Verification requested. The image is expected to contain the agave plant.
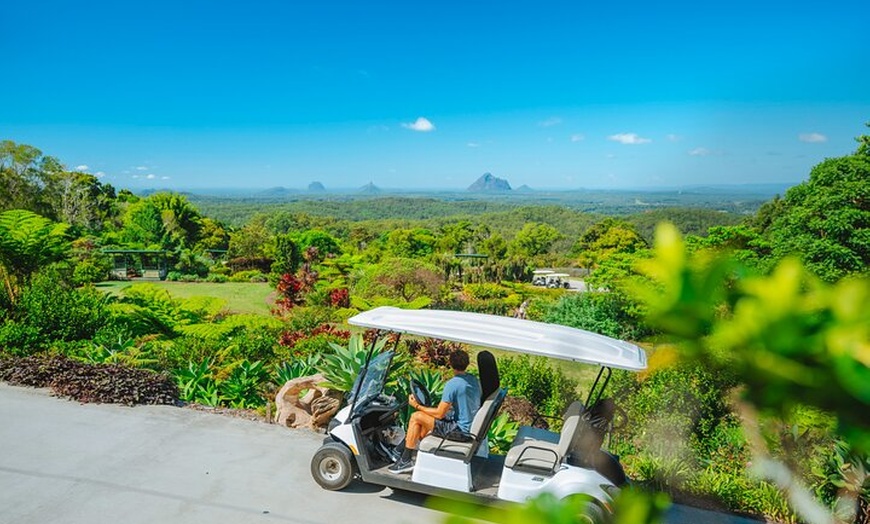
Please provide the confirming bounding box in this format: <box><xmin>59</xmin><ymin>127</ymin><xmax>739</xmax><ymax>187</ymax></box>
<box><xmin>316</xmin><ymin>334</ymin><xmax>387</xmax><ymax>393</ymax></box>
<box><xmin>174</xmin><ymin>358</ymin><xmax>217</xmax><ymax>403</ymax></box>
<box><xmin>274</xmin><ymin>354</ymin><xmax>319</xmax><ymax>384</ymax></box>
<box><xmin>219</xmin><ymin>360</ymin><xmax>269</xmax><ymax>409</ymax></box>
<box><xmin>487</xmin><ymin>412</ymin><xmax>519</xmax><ymax>455</ymax></box>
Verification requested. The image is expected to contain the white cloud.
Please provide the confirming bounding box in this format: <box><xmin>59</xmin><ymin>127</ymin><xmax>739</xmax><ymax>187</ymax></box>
<box><xmin>135</xmin><ymin>166</ymin><xmax>148</xmax><ymax>171</ymax></box>
<box><xmin>132</xmin><ymin>175</ymin><xmax>139</xmax><ymax>179</ymax></box>
<box><xmin>608</xmin><ymin>133</ymin><xmax>652</xmax><ymax>145</ymax></box>
<box><xmin>146</xmin><ymin>174</ymin><xmax>156</xmax><ymax>180</ymax></box>
<box><xmin>467</xmin><ymin>142</ymin><xmax>480</xmax><ymax>148</ymax></box>
<box><xmin>570</xmin><ymin>134</ymin><xmax>585</xmax><ymax>142</ymax></box>
<box><xmin>75</xmin><ymin>164</ymin><xmax>89</xmax><ymax>171</ymax></box>
<box><xmin>402</xmin><ymin>117</ymin><xmax>435</xmax><ymax>132</ymax></box>
<box><xmin>94</xmin><ymin>171</ymin><xmax>106</xmax><ymax>178</ymax></box>
<box><xmin>799</xmin><ymin>132</ymin><xmax>827</xmax><ymax>143</ymax></box>
<box><xmin>539</xmin><ymin>117</ymin><xmax>562</xmax><ymax>127</ymax></box>
<box><xmin>688</xmin><ymin>147</ymin><xmax>711</xmax><ymax>156</ymax></box>
<box><xmin>161</xmin><ymin>176</ymin><xmax>171</xmax><ymax>180</ymax></box>
<box><xmin>666</xmin><ymin>134</ymin><xmax>682</xmax><ymax>142</ymax></box>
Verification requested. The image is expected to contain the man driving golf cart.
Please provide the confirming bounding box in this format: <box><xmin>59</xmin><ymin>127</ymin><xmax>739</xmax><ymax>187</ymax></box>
<box><xmin>389</xmin><ymin>349</ymin><xmax>481</xmax><ymax>473</ymax></box>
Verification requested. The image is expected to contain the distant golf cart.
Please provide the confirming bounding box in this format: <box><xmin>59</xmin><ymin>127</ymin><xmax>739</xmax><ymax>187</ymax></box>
<box><xmin>310</xmin><ymin>307</ymin><xmax>647</xmax><ymax>522</ymax></box>
<box><xmin>546</xmin><ymin>273</ymin><xmax>571</xmax><ymax>289</ymax></box>
<box><xmin>532</xmin><ymin>269</ymin><xmax>554</xmax><ymax>286</ymax></box>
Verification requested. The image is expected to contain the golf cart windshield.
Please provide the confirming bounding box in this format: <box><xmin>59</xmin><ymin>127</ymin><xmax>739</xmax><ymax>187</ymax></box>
<box><xmin>350</xmin><ymin>350</ymin><xmax>394</xmax><ymax>416</ymax></box>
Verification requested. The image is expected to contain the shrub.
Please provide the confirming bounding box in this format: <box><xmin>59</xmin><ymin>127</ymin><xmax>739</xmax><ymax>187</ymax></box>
<box><xmin>463</xmin><ymin>283</ymin><xmax>509</xmax><ymax>300</ymax></box>
<box><xmin>498</xmin><ymin>355</ymin><xmax>578</xmax><ymax>418</ymax></box>
<box><xmin>205</xmin><ymin>274</ymin><xmax>228</xmax><ymax>283</ymax></box>
<box><xmin>543</xmin><ymin>291</ymin><xmax>649</xmax><ymax>340</ymax></box>
<box><xmin>404</xmin><ymin>338</ymin><xmax>463</xmax><ymax>368</ymax></box>
<box><xmin>11</xmin><ymin>270</ymin><xmax>110</xmax><ymax>349</ymax></box>
<box><xmin>72</xmin><ymin>260</ymin><xmax>109</xmax><ymax>286</ymax></box>
<box><xmin>165</xmin><ymin>271</ymin><xmax>183</xmax><ymax>282</ymax></box>
<box><xmin>609</xmin><ymin>361</ymin><xmax>738</xmax><ymax>458</ymax></box>
<box><xmin>0</xmin><ymin>321</ymin><xmax>41</xmax><ymax>356</ymax></box>
<box><xmin>228</xmin><ymin>270</ymin><xmax>267</xmax><ymax>283</ymax></box>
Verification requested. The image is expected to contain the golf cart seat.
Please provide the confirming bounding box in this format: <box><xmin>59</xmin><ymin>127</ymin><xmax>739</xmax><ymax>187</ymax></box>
<box><xmin>418</xmin><ymin>387</ymin><xmax>506</xmax><ymax>460</ymax></box>
<box><xmin>418</xmin><ymin>350</ymin><xmax>505</xmax><ymax>462</ymax></box>
<box><xmin>504</xmin><ymin>400</ymin><xmax>585</xmax><ymax>474</ymax></box>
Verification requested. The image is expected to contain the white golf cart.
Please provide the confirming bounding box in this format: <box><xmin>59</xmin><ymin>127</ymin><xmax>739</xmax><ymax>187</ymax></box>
<box><xmin>532</xmin><ymin>269</ymin><xmax>554</xmax><ymax>286</ymax></box>
<box><xmin>310</xmin><ymin>307</ymin><xmax>646</xmax><ymax>521</ymax></box>
<box><xmin>546</xmin><ymin>273</ymin><xmax>572</xmax><ymax>289</ymax></box>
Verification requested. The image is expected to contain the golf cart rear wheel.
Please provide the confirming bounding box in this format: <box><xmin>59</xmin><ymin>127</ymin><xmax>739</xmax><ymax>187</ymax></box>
<box><xmin>311</xmin><ymin>442</ymin><xmax>356</xmax><ymax>491</ymax></box>
<box><xmin>578</xmin><ymin>501</ymin><xmax>609</xmax><ymax>524</ymax></box>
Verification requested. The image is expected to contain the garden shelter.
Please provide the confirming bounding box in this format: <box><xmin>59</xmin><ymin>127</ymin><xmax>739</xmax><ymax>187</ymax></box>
<box><xmin>103</xmin><ymin>249</ymin><xmax>169</xmax><ymax>280</ymax></box>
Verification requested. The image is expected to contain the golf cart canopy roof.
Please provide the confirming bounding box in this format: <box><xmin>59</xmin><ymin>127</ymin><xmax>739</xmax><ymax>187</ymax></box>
<box><xmin>547</xmin><ymin>273</ymin><xmax>570</xmax><ymax>278</ymax></box>
<box><xmin>348</xmin><ymin>307</ymin><xmax>647</xmax><ymax>371</ymax></box>
<box><xmin>532</xmin><ymin>269</ymin><xmax>554</xmax><ymax>274</ymax></box>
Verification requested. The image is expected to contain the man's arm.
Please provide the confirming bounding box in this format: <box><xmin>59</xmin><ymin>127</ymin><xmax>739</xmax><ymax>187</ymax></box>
<box><xmin>409</xmin><ymin>396</ymin><xmax>451</xmax><ymax>419</ymax></box>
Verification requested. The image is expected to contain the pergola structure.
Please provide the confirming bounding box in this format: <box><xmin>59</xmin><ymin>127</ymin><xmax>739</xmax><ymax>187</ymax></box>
<box><xmin>103</xmin><ymin>249</ymin><xmax>169</xmax><ymax>280</ymax></box>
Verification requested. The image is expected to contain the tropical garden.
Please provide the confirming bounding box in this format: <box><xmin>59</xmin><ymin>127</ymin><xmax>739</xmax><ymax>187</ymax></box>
<box><xmin>0</xmin><ymin>130</ymin><xmax>867</xmax><ymax>523</ymax></box>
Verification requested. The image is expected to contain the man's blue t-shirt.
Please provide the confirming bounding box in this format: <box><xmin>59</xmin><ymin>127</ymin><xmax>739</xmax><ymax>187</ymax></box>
<box><xmin>441</xmin><ymin>373</ymin><xmax>481</xmax><ymax>433</ymax></box>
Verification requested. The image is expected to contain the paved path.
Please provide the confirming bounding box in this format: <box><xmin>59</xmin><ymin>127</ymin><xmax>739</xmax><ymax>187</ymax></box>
<box><xmin>0</xmin><ymin>384</ymin><xmax>759</xmax><ymax>524</ymax></box>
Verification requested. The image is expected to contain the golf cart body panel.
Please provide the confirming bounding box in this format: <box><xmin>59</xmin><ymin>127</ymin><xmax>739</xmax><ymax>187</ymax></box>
<box><xmin>348</xmin><ymin>306</ymin><xmax>646</xmax><ymax>371</ymax></box>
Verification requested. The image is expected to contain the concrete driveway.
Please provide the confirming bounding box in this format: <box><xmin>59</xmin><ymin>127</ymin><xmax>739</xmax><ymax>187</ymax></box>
<box><xmin>0</xmin><ymin>384</ymin><xmax>759</xmax><ymax>524</ymax></box>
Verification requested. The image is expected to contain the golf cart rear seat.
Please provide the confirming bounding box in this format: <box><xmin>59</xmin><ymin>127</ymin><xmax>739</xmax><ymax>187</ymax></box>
<box><xmin>504</xmin><ymin>400</ymin><xmax>585</xmax><ymax>473</ymax></box>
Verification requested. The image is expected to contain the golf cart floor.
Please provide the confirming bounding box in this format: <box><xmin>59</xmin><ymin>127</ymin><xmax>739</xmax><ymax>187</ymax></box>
<box><xmin>368</xmin><ymin>454</ymin><xmax>506</xmax><ymax>499</ymax></box>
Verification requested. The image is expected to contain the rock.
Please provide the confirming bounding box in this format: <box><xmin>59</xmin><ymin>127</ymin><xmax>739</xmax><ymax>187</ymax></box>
<box><xmin>274</xmin><ymin>374</ymin><xmax>342</xmax><ymax>429</ymax></box>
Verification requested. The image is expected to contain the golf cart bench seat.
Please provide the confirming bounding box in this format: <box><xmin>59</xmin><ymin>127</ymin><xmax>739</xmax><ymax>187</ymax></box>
<box><xmin>419</xmin><ymin>388</ymin><xmax>506</xmax><ymax>461</ymax></box>
<box><xmin>505</xmin><ymin>400</ymin><xmax>584</xmax><ymax>473</ymax></box>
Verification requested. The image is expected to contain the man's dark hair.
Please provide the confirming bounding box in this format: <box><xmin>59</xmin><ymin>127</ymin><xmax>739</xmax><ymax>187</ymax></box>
<box><xmin>449</xmin><ymin>349</ymin><xmax>470</xmax><ymax>371</ymax></box>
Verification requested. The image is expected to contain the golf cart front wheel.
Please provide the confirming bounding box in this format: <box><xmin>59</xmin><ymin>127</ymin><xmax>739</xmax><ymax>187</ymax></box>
<box><xmin>311</xmin><ymin>442</ymin><xmax>356</xmax><ymax>491</ymax></box>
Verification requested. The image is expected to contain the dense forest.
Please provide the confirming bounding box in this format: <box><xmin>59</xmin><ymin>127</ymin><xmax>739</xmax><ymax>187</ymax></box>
<box><xmin>0</xmin><ymin>131</ymin><xmax>868</xmax><ymax>523</ymax></box>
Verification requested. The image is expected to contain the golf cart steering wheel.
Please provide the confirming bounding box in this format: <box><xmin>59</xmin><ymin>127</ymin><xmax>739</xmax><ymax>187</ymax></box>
<box><xmin>410</xmin><ymin>378</ymin><xmax>431</xmax><ymax>408</ymax></box>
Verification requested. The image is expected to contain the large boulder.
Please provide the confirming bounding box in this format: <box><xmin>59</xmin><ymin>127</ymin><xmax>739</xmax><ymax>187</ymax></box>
<box><xmin>274</xmin><ymin>374</ymin><xmax>342</xmax><ymax>429</ymax></box>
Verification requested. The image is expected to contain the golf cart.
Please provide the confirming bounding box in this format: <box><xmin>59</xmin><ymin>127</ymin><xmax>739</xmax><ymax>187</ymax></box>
<box><xmin>546</xmin><ymin>273</ymin><xmax>572</xmax><ymax>289</ymax></box>
<box><xmin>310</xmin><ymin>307</ymin><xmax>647</xmax><ymax>520</ymax></box>
<box><xmin>532</xmin><ymin>269</ymin><xmax>554</xmax><ymax>286</ymax></box>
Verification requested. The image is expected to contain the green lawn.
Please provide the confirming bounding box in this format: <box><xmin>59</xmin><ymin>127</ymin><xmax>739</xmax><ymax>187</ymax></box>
<box><xmin>95</xmin><ymin>281</ymin><xmax>274</xmax><ymax>316</ymax></box>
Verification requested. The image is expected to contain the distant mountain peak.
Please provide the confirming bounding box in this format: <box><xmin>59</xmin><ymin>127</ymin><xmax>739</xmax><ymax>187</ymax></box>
<box><xmin>308</xmin><ymin>181</ymin><xmax>326</xmax><ymax>192</ymax></box>
<box><xmin>515</xmin><ymin>184</ymin><xmax>534</xmax><ymax>192</ymax></box>
<box><xmin>359</xmin><ymin>182</ymin><xmax>381</xmax><ymax>194</ymax></box>
<box><xmin>468</xmin><ymin>172</ymin><xmax>511</xmax><ymax>191</ymax></box>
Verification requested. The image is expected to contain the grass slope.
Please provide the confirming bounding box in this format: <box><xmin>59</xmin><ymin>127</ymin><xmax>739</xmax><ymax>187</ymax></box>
<box><xmin>95</xmin><ymin>281</ymin><xmax>274</xmax><ymax>316</ymax></box>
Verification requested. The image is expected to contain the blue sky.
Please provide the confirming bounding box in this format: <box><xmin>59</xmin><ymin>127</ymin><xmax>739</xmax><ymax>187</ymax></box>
<box><xmin>2</xmin><ymin>1</ymin><xmax>868</xmax><ymax>190</ymax></box>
